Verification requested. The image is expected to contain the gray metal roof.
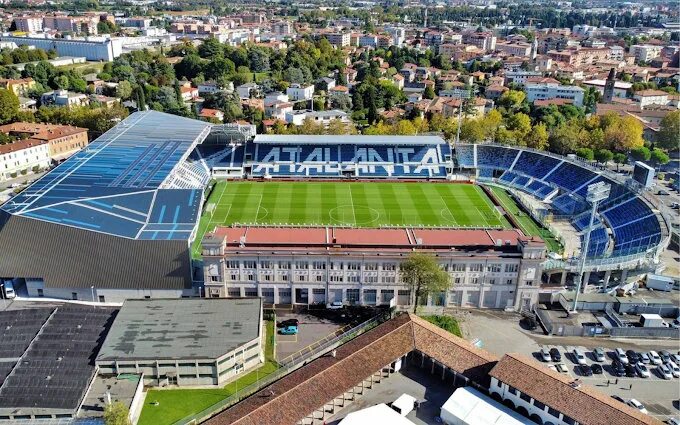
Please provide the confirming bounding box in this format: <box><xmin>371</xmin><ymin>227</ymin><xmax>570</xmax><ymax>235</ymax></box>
<box><xmin>96</xmin><ymin>299</ymin><xmax>262</xmax><ymax>361</ymax></box>
<box><xmin>253</xmin><ymin>134</ymin><xmax>447</xmax><ymax>145</ymax></box>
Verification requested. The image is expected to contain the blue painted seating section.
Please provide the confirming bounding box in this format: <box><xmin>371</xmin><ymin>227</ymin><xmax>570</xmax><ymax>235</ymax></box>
<box><xmin>512</xmin><ymin>151</ymin><xmax>561</xmax><ymax>179</ymax></box>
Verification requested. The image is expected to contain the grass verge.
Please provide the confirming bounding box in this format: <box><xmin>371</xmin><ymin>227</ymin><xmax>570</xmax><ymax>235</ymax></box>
<box><xmin>421</xmin><ymin>315</ymin><xmax>462</xmax><ymax>337</ymax></box>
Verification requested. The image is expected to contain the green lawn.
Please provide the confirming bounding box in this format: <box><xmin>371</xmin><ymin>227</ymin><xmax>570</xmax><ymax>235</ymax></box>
<box><xmin>421</xmin><ymin>315</ymin><xmax>462</xmax><ymax>337</ymax></box>
<box><xmin>137</xmin><ymin>321</ymin><xmax>278</xmax><ymax>425</ymax></box>
<box><xmin>489</xmin><ymin>186</ymin><xmax>562</xmax><ymax>253</ymax></box>
<box><xmin>193</xmin><ymin>181</ymin><xmax>511</xmax><ymax>258</ymax></box>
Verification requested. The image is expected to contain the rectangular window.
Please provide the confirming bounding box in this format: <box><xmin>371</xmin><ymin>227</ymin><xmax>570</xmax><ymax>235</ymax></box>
<box><xmin>452</xmin><ymin>263</ymin><xmax>466</xmax><ymax>272</ymax></box>
<box><xmin>470</xmin><ymin>277</ymin><xmax>479</xmax><ymax>285</ymax></box>
<box><xmin>364</xmin><ymin>263</ymin><xmax>378</xmax><ymax>271</ymax></box>
<box><xmin>247</xmin><ymin>274</ymin><xmax>254</xmax><ymax>281</ymax></box>
<box><xmin>454</xmin><ymin>277</ymin><xmax>462</xmax><ymax>284</ymax></box>
<box><xmin>346</xmin><ymin>262</ymin><xmax>360</xmax><ymax>270</ymax></box>
<box><xmin>315</xmin><ymin>275</ymin><xmax>323</xmax><ymax>282</ymax></box>
<box><xmin>365</xmin><ymin>276</ymin><xmax>378</xmax><ymax>283</ymax></box>
<box><xmin>547</xmin><ymin>407</ymin><xmax>560</xmax><ymax>418</ymax></box>
<box><xmin>508</xmin><ymin>386</ymin><xmax>517</xmax><ymax>395</ymax></box>
<box><xmin>381</xmin><ymin>276</ymin><xmax>396</xmax><ymax>284</ymax></box>
<box><xmin>348</xmin><ymin>275</ymin><xmax>359</xmax><ymax>283</ymax></box>
<box><xmin>243</xmin><ymin>261</ymin><xmax>256</xmax><ymax>269</ymax></box>
<box><xmin>278</xmin><ymin>261</ymin><xmax>290</xmax><ymax>269</ymax></box>
<box><xmin>226</xmin><ymin>260</ymin><xmax>239</xmax><ymax>269</ymax></box>
<box><xmin>489</xmin><ymin>279</ymin><xmax>496</xmax><ymax>285</ymax></box>
<box><xmin>228</xmin><ymin>288</ymin><xmax>241</xmax><ymax>297</ymax></box>
<box><xmin>382</xmin><ymin>263</ymin><xmax>397</xmax><ymax>271</ymax></box>
<box><xmin>312</xmin><ymin>288</ymin><xmax>325</xmax><ymax>294</ymax></box>
<box><xmin>245</xmin><ymin>289</ymin><xmax>258</xmax><ymax>297</ymax></box>
<box><xmin>563</xmin><ymin>416</ymin><xmax>575</xmax><ymax>425</ymax></box>
<box><xmin>210</xmin><ymin>275</ymin><xmax>220</xmax><ymax>282</ymax></box>
<box><xmin>230</xmin><ymin>273</ymin><xmax>238</xmax><ymax>281</ymax></box>
<box><xmin>281</xmin><ymin>274</ymin><xmax>289</xmax><ymax>281</ymax></box>
<box><xmin>533</xmin><ymin>400</ymin><xmax>545</xmax><ymax>410</ymax></box>
<box><xmin>295</xmin><ymin>261</ymin><xmax>308</xmax><ymax>269</ymax></box>
<box><xmin>263</xmin><ymin>275</ymin><xmax>271</xmax><ymax>281</ymax></box>
<box><xmin>469</xmin><ymin>264</ymin><xmax>483</xmax><ymax>272</ymax></box>
<box><xmin>297</xmin><ymin>275</ymin><xmax>307</xmax><ymax>282</ymax></box>
<box><xmin>312</xmin><ymin>261</ymin><xmax>326</xmax><ymax>270</ymax></box>
<box><xmin>505</xmin><ymin>264</ymin><xmax>519</xmax><ymax>273</ymax></box>
<box><xmin>506</xmin><ymin>279</ymin><xmax>513</xmax><ymax>285</ymax></box>
<box><xmin>261</xmin><ymin>261</ymin><xmax>272</xmax><ymax>269</ymax></box>
<box><xmin>330</xmin><ymin>275</ymin><xmax>343</xmax><ymax>282</ymax></box>
<box><xmin>519</xmin><ymin>393</ymin><xmax>531</xmax><ymax>402</ymax></box>
<box><xmin>487</xmin><ymin>264</ymin><xmax>501</xmax><ymax>273</ymax></box>
<box><xmin>346</xmin><ymin>289</ymin><xmax>360</xmax><ymax>302</ymax></box>
<box><xmin>330</xmin><ymin>262</ymin><xmax>343</xmax><ymax>270</ymax></box>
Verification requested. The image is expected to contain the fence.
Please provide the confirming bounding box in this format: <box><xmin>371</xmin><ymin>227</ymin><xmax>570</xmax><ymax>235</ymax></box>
<box><xmin>609</xmin><ymin>327</ymin><xmax>680</xmax><ymax>339</ymax></box>
<box><xmin>172</xmin><ymin>314</ymin><xmax>386</xmax><ymax>425</ymax></box>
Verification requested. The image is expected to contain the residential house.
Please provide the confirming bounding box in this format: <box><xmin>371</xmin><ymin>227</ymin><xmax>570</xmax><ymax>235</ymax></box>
<box><xmin>285</xmin><ymin>109</ymin><xmax>349</xmax><ymax>126</ymax></box>
<box><xmin>40</xmin><ymin>90</ymin><xmax>89</xmax><ymax>108</ymax></box>
<box><xmin>286</xmin><ymin>84</ymin><xmax>315</xmax><ymax>102</ymax></box>
<box><xmin>0</xmin><ymin>78</ymin><xmax>35</xmax><ymax>97</ymax></box>
<box><xmin>633</xmin><ymin>89</ymin><xmax>670</xmax><ymax>108</ymax></box>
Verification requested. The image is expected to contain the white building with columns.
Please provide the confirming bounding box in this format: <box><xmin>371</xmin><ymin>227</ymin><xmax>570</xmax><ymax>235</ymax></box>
<box><xmin>201</xmin><ymin>226</ymin><xmax>546</xmax><ymax>311</ymax></box>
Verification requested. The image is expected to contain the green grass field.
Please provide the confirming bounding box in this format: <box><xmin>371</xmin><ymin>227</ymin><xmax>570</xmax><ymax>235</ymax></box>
<box><xmin>138</xmin><ymin>321</ymin><xmax>278</xmax><ymax>425</ymax></box>
<box><xmin>193</xmin><ymin>181</ymin><xmax>511</xmax><ymax>257</ymax></box>
<box><xmin>490</xmin><ymin>186</ymin><xmax>563</xmax><ymax>253</ymax></box>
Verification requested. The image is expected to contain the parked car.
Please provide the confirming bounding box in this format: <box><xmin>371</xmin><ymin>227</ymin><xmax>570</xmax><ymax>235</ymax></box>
<box><xmin>659</xmin><ymin>350</ymin><xmax>673</xmax><ymax>363</ymax></box>
<box><xmin>667</xmin><ymin>361</ymin><xmax>680</xmax><ymax>378</ymax></box>
<box><xmin>556</xmin><ymin>363</ymin><xmax>569</xmax><ymax>374</ymax></box>
<box><xmin>591</xmin><ymin>363</ymin><xmax>603</xmax><ymax>374</ymax></box>
<box><xmin>327</xmin><ymin>301</ymin><xmax>344</xmax><ymax>310</ymax></box>
<box><xmin>277</xmin><ymin>318</ymin><xmax>300</xmax><ymax>328</ymax></box>
<box><xmin>657</xmin><ymin>364</ymin><xmax>673</xmax><ymax>380</ymax></box>
<box><xmin>635</xmin><ymin>362</ymin><xmax>650</xmax><ymax>378</ymax></box>
<box><xmin>611</xmin><ymin>395</ymin><xmax>626</xmax><ymax>404</ymax></box>
<box><xmin>649</xmin><ymin>351</ymin><xmax>663</xmax><ymax>365</ymax></box>
<box><xmin>550</xmin><ymin>347</ymin><xmax>562</xmax><ymax>362</ymax></box>
<box><xmin>627</xmin><ymin>399</ymin><xmax>648</xmax><ymax>415</ymax></box>
<box><xmin>615</xmin><ymin>348</ymin><xmax>629</xmax><ymax>365</ymax></box>
<box><xmin>278</xmin><ymin>325</ymin><xmax>298</xmax><ymax>335</ymax></box>
<box><xmin>592</xmin><ymin>347</ymin><xmax>606</xmax><ymax>362</ymax></box>
<box><xmin>625</xmin><ymin>364</ymin><xmax>637</xmax><ymax>377</ymax></box>
<box><xmin>612</xmin><ymin>360</ymin><xmax>626</xmax><ymax>377</ymax></box>
<box><xmin>579</xmin><ymin>364</ymin><xmax>593</xmax><ymax>376</ymax></box>
<box><xmin>626</xmin><ymin>350</ymin><xmax>641</xmax><ymax>364</ymax></box>
<box><xmin>573</xmin><ymin>348</ymin><xmax>587</xmax><ymax>365</ymax></box>
<box><xmin>672</xmin><ymin>354</ymin><xmax>680</xmax><ymax>364</ymax></box>
<box><xmin>668</xmin><ymin>417</ymin><xmax>680</xmax><ymax>425</ymax></box>
<box><xmin>639</xmin><ymin>352</ymin><xmax>651</xmax><ymax>364</ymax></box>
<box><xmin>539</xmin><ymin>347</ymin><xmax>551</xmax><ymax>362</ymax></box>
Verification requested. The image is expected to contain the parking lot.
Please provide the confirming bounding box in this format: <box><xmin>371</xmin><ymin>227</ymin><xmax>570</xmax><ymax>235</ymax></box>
<box><xmin>462</xmin><ymin>309</ymin><xmax>680</xmax><ymax>422</ymax></box>
<box><xmin>531</xmin><ymin>344</ymin><xmax>680</xmax><ymax>421</ymax></box>
<box><xmin>274</xmin><ymin>310</ymin><xmax>345</xmax><ymax>363</ymax></box>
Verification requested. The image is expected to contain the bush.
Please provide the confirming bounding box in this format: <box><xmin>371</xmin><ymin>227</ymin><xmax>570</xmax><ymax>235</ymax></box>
<box><xmin>20</xmin><ymin>169</ymin><xmax>27</xmax><ymax>175</ymax></box>
<box><xmin>421</xmin><ymin>315</ymin><xmax>462</xmax><ymax>337</ymax></box>
<box><xmin>32</xmin><ymin>165</ymin><xmax>41</xmax><ymax>173</ymax></box>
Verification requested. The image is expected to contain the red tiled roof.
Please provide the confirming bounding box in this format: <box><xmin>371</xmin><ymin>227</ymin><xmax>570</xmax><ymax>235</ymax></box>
<box><xmin>490</xmin><ymin>354</ymin><xmax>660</xmax><ymax>425</ymax></box>
<box><xmin>0</xmin><ymin>138</ymin><xmax>47</xmax><ymax>155</ymax></box>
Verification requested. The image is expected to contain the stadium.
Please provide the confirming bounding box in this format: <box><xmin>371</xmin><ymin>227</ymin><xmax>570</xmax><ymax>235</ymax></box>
<box><xmin>0</xmin><ymin>110</ymin><xmax>671</xmax><ymax>307</ymax></box>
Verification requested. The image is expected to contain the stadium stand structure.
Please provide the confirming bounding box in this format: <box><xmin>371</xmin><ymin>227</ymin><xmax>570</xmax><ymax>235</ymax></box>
<box><xmin>456</xmin><ymin>143</ymin><xmax>669</xmax><ymax>270</ymax></box>
<box><xmin>0</xmin><ymin>111</ymin><xmax>223</xmax><ymax>301</ymax></box>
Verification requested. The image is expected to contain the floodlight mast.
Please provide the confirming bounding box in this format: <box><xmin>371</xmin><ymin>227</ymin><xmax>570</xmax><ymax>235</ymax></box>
<box><xmin>570</xmin><ymin>182</ymin><xmax>611</xmax><ymax>313</ymax></box>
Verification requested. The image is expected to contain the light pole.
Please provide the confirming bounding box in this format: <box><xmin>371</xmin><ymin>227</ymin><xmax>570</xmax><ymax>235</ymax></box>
<box><xmin>90</xmin><ymin>285</ymin><xmax>95</xmax><ymax>306</ymax></box>
<box><xmin>570</xmin><ymin>182</ymin><xmax>611</xmax><ymax>313</ymax></box>
<box><xmin>453</xmin><ymin>88</ymin><xmax>472</xmax><ymax>148</ymax></box>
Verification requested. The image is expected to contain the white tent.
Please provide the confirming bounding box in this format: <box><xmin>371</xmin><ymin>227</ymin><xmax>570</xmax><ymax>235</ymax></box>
<box><xmin>440</xmin><ymin>387</ymin><xmax>533</xmax><ymax>425</ymax></box>
<box><xmin>339</xmin><ymin>403</ymin><xmax>415</xmax><ymax>425</ymax></box>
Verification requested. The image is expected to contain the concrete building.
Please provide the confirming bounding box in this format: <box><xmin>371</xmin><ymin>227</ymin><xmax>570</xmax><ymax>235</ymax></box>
<box><xmin>201</xmin><ymin>226</ymin><xmax>546</xmax><ymax>311</ymax></box>
<box><xmin>0</xmin><ymin>122</ymin><xmax>88</xmax><ymax>162</ymax></box>
<box><xmin>0</xmin><ymin>138</ymin><xmax>50</xmax><ymax>181</ymax></box>
<box><xmin>13</xmin><ymin>16</ymin><xmax>43</xmax><ymax>33</ymax></box>
<box><xmin>326</xmin><ymin>33</ymin><xmax>350</xmax><ymax>47</ymax></box>
<box><xmin>285</xmin><ymin>109</ymin><xmax>349</xmax><ymax>126</ymax></box>
<box><xmin>462</xmin><ymin>32</ymin><xmax>496</xmax><ymax>51</ymax></box>
<box><xmin>524</xmin><ymin>82</ymin><xmax>585</xmax><ymax>107</ymax></box>
<box><xmin>286</xmin><ymin>83</ymin><xmax>315</xmax><ymax>101</ymax></box>
<box><xmin>358</xmin><ymin>35</ymin><xmax>379</xmax><ymax>48</ymax></box>
<box><xmin>633</xmin><ymin>89</ymin><xmax>670</xmax><ymax>108</ymax></box>
<box><xmin>385</xmin><ymin>27</ymin><xmax>405</xmax><ymax>46</ymax></box>
<box><xmin>583</xmin><ymin>79</ymin><xmax>631</xmax><ymax>99</ymax></box>
<box><xmin>0</xmin><ymin>36</ymin><xmax>122</xmax><ymax>61</ymax></box>
<box><xmin>630</xmin><ymin>44</ymin><xmax>663</xmax><ymax>63</ymax></box>
<box><xmin>0</xmin><ymin>77</ymin><xmax>35</xmax><ymax>97</ymax></box>
<box><xmin>96</xmin><ymin>298</ymin><xmax>264</xmax><ymax>387</ymax></box>
<box><xmin>495</xmin><ymin>42</ymin><xmax>532</xmax><ymax>57</ymax></box>
<box><xmin>40</xmin><ymin>89</ymin><xmax>89</xmax><ymax>108</ymax></box>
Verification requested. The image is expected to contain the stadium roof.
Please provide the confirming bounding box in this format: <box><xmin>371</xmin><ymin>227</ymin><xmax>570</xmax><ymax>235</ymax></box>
<box><xmin>0</xmin><ymin>111</ymin><xmax>211</xmax><ymax>240</ymax></box>
<box><xmin>96</xmin><ymin>298</ymin><xmax>262</xmax><ymax>361</ymax></box>
<box><xmin>253</xmin><ymin>134</ymin><xmax>447</xmax><ymax>145</ymax></box>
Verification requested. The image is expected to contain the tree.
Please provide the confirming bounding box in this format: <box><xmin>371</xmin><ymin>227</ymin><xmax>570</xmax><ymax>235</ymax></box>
<box><xmin>115</xmin><ymin>80</ymin><xmax>132</xmax><ymax>100</ymax></box>
<box><xmin>650</xmin><ymin>148</ymin><xmax>670</xmax><ymax>166</ymax></box>
<box><xmin>630</xmin><ymin>146</ymin><xmax>651</xmax><ymax>161</ymax></box>
<box><xmin>576</xmin><ymin>147</ymin><xmax>594</xmax><ymax>161</ymax></box>
<box><xmin>97</xmin><ymin>20</ymin><xmax>118</xmax><ymax>34</ymax></box>
<box><xmin>0</xmin><ymin>89</ymin><xmax>19</xmax><ymax>124</ymax></box>
<box><xmin>103</xmin><ymin>401</ymin><xmax>131</xmax><ymax>425</ymax></box>
<box><xmin>526</xmin><ymin>123</ymin><xmax>549</xmax><ymax>150</ymax></box>
<box><xmin>549</xmin><ymin>122</ymin><xmax>580</xmax><ymax>155</ymax></box>
<box><xmin>594</xmin><ymin>149</ymin><xmax>613</xmax><ymax>164</ymax></box>
<box><xmin>613</xmin><ymin>152</ymin><xmax>627</xmax><ymax>171</ymax></box>
<box><xmin>602</xmin><ymin>114</ymin><xmax>644</xmax><ymax>151</ymax></box>
<box><xmin>198</xmin><ymin>37</ymin><xmax>222</xmax><ymax>58</ymax></box>
<box><xmin>423</xmin><ymin>85</ymin><xmax>435</xmax><ymax>99</ymax></box>
<box><xmin>656</xmin><ymin>110</ymin><xmax>679</xmax><ymax>151</ymax></box>
<box><xmin>399</xmin><ymin>252</ymin><xmax>450</xmax><ymax>314</ymax></box>
<box><xmin>175</xmin><ymin>54</ymin><xmax>203</xmax><ymax>80</ymax></box>
<box><xmin>497</xmin><ymin>90</ymin><xmax>525</xmax><ymax>111</ymax></box>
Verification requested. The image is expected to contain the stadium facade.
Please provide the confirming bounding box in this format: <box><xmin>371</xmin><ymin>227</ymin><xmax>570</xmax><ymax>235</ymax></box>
<box><xmin>201</xmin><ymin>227</ymin><xmax>546</xmax><ymax>310</ymax></box>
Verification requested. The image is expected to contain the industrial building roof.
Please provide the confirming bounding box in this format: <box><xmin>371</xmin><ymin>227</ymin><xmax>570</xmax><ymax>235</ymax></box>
<box><xmin>0</xmin><ymin>111</ymin><xmax>211</xmax><ymax>240</ymax></box>
<box><xmin>253</xmin><ymin>134</ymin><xmax>446</xmax><ymax>145</ymax></box>
<box><xmin>96</xmin><ymin>298</ymin><xmax>262</xmax><ymax>361</ymax></box>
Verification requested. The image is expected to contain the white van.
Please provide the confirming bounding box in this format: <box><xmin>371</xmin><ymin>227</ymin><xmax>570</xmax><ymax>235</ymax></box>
<box><xmin>2</xmin><ymin>279</ymin><xmax>16</xmax><ymax>299</ymax></box>
<box><xmin>390</xmin><ymin>394</ymin><xmax>417</xmax><ymax>416</ymax></box>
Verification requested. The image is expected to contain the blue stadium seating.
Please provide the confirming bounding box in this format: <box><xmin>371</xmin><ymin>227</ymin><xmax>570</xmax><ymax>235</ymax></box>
<box><xmin>455</xmin><ymin>145</ymin><xmax>475</xmax><ymax>168</ymax></box>
<box><xmin>602</xmin><ymin>198</ymin><xmax>654</xmax><ymax>229</ymax></box>
<box><xmin>611</xmin><ymin>215</ymin><xmax>661</xmax><ymax>255</ymax></box>
<box><xmin>552</xmin><ymin>193</ymin><xmax>588</xmax><ymax>215</ymax></box>
<box><xmin>544</xmin><ymin>162</ymin><xmax>597</xmax><ymax>192</ymax></box>
<box><xmin>476</xmin><ymin>145</ymin><xmax>520</xmax><ymax>170</ymax></box>
<box><xmin>512</xmin><ymin>151</ymin><xmax>562</xmax><ymax>179</ymax></box>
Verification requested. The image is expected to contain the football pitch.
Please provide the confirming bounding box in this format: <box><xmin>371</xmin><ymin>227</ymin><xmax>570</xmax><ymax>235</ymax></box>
<box><xmin>193</xmin><ymin>181</ymin><xmax>511</xmax><ymax>257</ymax></box>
